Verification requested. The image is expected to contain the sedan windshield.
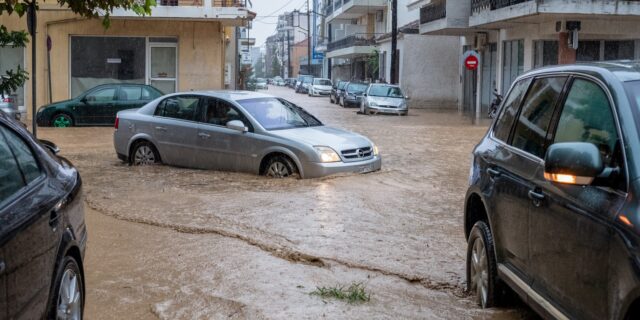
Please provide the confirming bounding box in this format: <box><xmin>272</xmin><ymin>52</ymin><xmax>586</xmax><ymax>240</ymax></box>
<box><xmin>369</xmin><ymin>85</ymin><xmax>404</xmax><ymax>98</ymax></box>
<box><xmin>238</xmin><ymin>98</ymin><xmax>322</xmax><ymax>130</ymax></box>
<box><xmin>348</xmin><ymin>83</ymin><xmax>368</xmax><ymax>93</ymax></box>
<box><xmin>314</xmin><ymin>79</ymin><xmax>332</xmax><ymax>86</ymax></box>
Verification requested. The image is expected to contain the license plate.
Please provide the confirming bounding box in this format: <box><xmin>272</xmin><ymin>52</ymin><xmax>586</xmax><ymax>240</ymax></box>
<box><xmin>358</xmin><ymin>164</ymin><xmax>374</xmax><ymax>173</ymax></box>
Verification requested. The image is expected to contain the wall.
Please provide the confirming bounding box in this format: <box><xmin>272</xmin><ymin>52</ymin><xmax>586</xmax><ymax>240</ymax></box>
<box><xmin>1</xmin><ymin>8</ymin><xmax>226</xmax><ymax>119</ymax></box>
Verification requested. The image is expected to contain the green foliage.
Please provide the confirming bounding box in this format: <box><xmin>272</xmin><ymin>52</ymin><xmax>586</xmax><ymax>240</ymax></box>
<box><xmin>271</xmin><ymin>56</ymin><xmax>282</xmax><ymax>78</ymax></box>
<box><xmin>368</xmin><ymin>49</ymin><xmax>379</xmax><ymax>80</ymax></box>
<box><xmin>310</xmin><ymin>283</ymin><xmax>371</xmax><ymax>304</ymax></box>
<box><xmin>0</xmin><ymin>66</ymin><xmax>29</xmax><ymax>96</ymax></box>
<box><xmin>0</xmin><ymin>25</ymin><xmax>28</xmax><ymax>48</ymax></box>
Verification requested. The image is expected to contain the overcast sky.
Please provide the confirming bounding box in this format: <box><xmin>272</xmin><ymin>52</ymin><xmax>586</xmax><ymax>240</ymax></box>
<box><xmin>250</xmin><ymin>0</ymin><xmax>309</xmax><ymax>49</ymax></box>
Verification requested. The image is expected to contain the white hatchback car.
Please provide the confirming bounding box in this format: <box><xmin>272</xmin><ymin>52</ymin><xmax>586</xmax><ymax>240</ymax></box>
<box><xmin>308</xmin><ymin>78</ymin><xmax>333</xmax><ymax>97</ymax></box>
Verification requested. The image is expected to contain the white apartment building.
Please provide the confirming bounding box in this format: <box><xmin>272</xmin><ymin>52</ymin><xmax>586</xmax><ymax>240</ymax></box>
<box><xmin>420</xmin><ymin>0</ymin><xmax>640</xmax><ymax>118</ymax></box>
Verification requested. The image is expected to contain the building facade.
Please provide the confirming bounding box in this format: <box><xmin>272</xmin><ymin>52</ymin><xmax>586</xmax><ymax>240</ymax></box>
<box><xmin>420</xmin><ymin>0</ymin><xmax>640</xmax><ymax>117</ymax></box>
<box><xmin>276</xmin><ymin>11</ymin><xmax>309</xmax><ymax>78</ymax></box>
<box><xmin>0</xmin><ymin>0</ymin><xmax>254</xmax><ymax>120</ymax></box>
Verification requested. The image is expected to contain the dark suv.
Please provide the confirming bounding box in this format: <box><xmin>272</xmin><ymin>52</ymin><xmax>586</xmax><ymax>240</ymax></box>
<box><xmin>465</xmin><ymin>62</ymin><xmax>640</xmax><ymax>320</ymax></box>
<box><xmin>0</xmin><ymin>112</ymin><xmax>87</xmax><ymax>319</ymax></box>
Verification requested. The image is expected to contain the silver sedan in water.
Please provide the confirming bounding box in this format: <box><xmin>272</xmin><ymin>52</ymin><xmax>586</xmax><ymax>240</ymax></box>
<box><xmin>113</xmin><ymin>91</ymin><xmax>382</xmax><ymax>178</ymax></box>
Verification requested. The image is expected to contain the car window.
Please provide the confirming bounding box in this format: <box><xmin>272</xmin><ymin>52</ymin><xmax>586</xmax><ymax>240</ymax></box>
<box><xmin>2</xmin><ymin>126</ymin><xmax>42</xmax><ymax>184</ymax></box>
<box><xmin>511</xmin><ymin>76</ymin><xmax>567</xmax><ymax>158</ymax></box>
<box><xmin>0</xmin><ymin>127</ymin><xmax>26</xmax><ymax>205</ymax></box>
<box><xmin>553</xmin><ymin>79</ymin><xmax>620</xmax><ymax>169</ymax></box>
<box><xmin>141</xmin><ymin>87</ymin><xmax>157</xmax><ymax>100</ymax></box>
<box><xmin>338</xmin><ymin>82</ymin><xmax>347</xmax><ymax>90</ymax></box>
<box><xmin>120</xmin><ymin>87</ymin><xmax>142</xmax><ymax>101</ymax></box>
<box><xmin>154</xmin><ymin>96</ymin><xmax>198</xmax><ymax>121</ymax></box>
<box><xmin>238</xmin><ymin>98</ymin><xmax>322</xmax><ymax>130</ymax></box>
<box><xmin>369</xmin><ymin>86</ymin><xmax>404</xmax><ymax>98</ymax></box>
<box><xmin>202</xmin><ymin>98</ymin><xmax>252</xmax><ymax>130</ymax></box>
<box><xmin>347</xmin><ymin>83</ymin><xmax>368</xmax><ymax>93</ymax></box>
<box><xmin>86</xmin><ymin>88</ymin><xmax>116</xmax><ymax>102</ymax></box>
<box><xmin>493</xmin><ymin>78</ymin><xmax>531</xmax><ymax>142</ymax></box>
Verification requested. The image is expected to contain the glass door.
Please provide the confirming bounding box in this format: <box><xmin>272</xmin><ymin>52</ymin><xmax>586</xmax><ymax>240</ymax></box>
<box><xmin>148</xmin><ymin>43</ymin><xmax>177</xmax><ymax>94</ymax></box>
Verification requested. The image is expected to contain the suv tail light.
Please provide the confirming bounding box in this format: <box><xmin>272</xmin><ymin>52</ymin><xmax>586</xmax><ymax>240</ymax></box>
<box><xmin>114</xmin><ymin>116</ymin><xmax>119</xmax><ymax>130</ymax></box>
<box><xmin>2</xmin><ymin>97</ymin><xmax>14</xmax><ymax>103</ymax></box>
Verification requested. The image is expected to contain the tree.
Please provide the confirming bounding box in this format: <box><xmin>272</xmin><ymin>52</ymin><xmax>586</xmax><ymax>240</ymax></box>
<box><xmin>0</xmin><ymin>0</ymin><xmax>155</xmax><ymax>96</ymax></box>
<box><xmin>271</xmin><ymin>56</ymin><xmax>282</xmax><ymax>78</ymax></box>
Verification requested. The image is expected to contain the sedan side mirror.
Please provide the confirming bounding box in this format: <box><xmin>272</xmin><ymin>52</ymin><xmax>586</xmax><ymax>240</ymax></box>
<box><xmin>40</xmin><ymin>139</ymin><xmax>60</xmax><ymax>154</ymax></box>
<box><xmin>226</xmin><ymin>120</ymin><xmax>248</xmax><ymax>133</ymax></box>
<box><xmin>405</xmin><ymin>96</ymin><xmax>410</xmax><ymax>100</ymax></box>
<box><xmin>544</xmin><ymin>142</ymin><xmax>603</xmax><ymax>185</ymax></box>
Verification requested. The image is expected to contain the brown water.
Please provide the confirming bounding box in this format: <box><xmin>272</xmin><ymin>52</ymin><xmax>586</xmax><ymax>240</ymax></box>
<box><xmin>40</xmin><ymin>86</ymin><xmax>534</xmax><ymax>319</ymax></box>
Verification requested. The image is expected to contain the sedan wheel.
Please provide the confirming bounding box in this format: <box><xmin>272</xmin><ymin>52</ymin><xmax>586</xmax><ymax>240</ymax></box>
<box><xmin>52</xmin><ymin>114</ymin><xmax>73</xmax><ymax>128</ymax></box>
<box><xmin>48</xmin><ymin>256</ymin><xmax>83</xmax><ymax>320</ymax></box>
<box><xmin>132</xmin><ymin>142</ymin><xmax>159</xmax><ymax>166</ymax></box>
<box><xmin>264</xmin><ymin>156</ymin><xmax>296</xmax><ymax>178</ymax></box>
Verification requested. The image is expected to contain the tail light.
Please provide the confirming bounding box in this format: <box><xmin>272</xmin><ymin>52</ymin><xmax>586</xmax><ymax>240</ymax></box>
<box><xmin>114</xmin><ymin>116</ymin><xmax>119</xmax><ymax>130</ymax></box>
<box><xmin>2</xmin><ymin>97</ymin><xmax>14</xmax><ymax>103</ymax></box>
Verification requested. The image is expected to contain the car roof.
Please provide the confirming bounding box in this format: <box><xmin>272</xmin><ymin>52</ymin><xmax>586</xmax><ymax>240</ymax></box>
<box><xmin>370</xmin><ymin>83</ymin><xmax>400</xmax><ymax>88</ymax></box>
<box><xmin>524</xmin><ymin>60</ymin><xmax>640</xmax><ymax>82</ymax></box>
<box><xmin>174</xmin><ymin>90</ymin><xmax>274</xmax><ymax>101</ymax></box>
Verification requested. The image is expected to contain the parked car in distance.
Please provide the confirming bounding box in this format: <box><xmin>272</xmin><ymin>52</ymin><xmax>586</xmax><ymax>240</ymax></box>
<box><xmin>330</xmin><ymin>81</ymin><xmax>348</xmax><ymax>104</ymax></box>
<box><xmin>114</xmin><ymin>91</ymin><xmax>381</xmax><ymax>178</ymax></box>
<box><xmin>288</xmin><ymin>78</ymin><xmax>298</xmax><ymax>88</ymax></box>
<box><xmin>361</xmin><ymin>84</ymin><xmax>409</xmax><ymax>115</ymax></box>
<box><xmin>341</xmin><ymin>82</ymin><xmax>368</xmax><ymax>108</ymax></box>
<box><xmin>256</xmin><ymin>78</ymin><xmax>268</xmax><ymax>90</ymax></box>
<box><xmin>36</xmin><ymin>84</ymin><xmax>163</xmax><ymax>127</ymax></box>
<box><xmin>0</xmin><ymin>93</ymin><xmax>19</xmax><ymax>121</ymax></box>
<box><xmin>275</xmin><ymin>79</ymin><xmax>286</xmax><ymax>86</ymax></box>
<box><xmin>465</xmin><ymin>62</ymin><xmax>640</xmax><ymax>320</ymax></box>
<box><xmin>308</xmin><ymin>78</ymin><xmax>333</xmax><ymax>97</ymax></box>
<box><xmin>295</xmin><ymin>75</ymin><xmax>313</xmax><ymax>94</ymax></box>
<box><xmin>0</xmin><ymin>111</ymin><xmax>87</xmax><ymax>319</ymax></box>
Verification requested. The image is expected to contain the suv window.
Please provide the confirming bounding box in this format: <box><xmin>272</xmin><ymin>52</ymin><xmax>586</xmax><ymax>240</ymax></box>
<box><xmin>493</xmin><ymin>79</ymin><xmax>531</xmax><ymax>141</ymax></box>
<box><xmin>154</xmin><ymin>96</ymin><xmax>198</xmax><ymax>121</ymax></box>
<box><xmin>553</xmin><ymin>79</ymin><xmax>622</xmax><ymax>177</ymax></box>
<box><xmin>511</xmin><ymin>76</ymin><xmax>567</xmax><ymax>158</ymax></box>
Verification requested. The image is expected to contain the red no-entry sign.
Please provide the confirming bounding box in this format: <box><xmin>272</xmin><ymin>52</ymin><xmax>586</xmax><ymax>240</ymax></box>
<box><xmin>465</xmin><ymin>55</ymin><xmax>479</xmax><ymax>71</ymax></box>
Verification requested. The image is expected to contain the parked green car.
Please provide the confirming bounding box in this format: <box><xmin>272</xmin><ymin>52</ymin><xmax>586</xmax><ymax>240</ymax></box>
<box><xmin>36</xmin><ymin>84</ymin><xmax>163</xmax><ymax>127</ymax></box>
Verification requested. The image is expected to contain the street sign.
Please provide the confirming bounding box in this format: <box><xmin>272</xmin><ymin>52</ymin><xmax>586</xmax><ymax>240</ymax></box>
<box><xmin>464</xmin><ymin>55</ymin><xmax>479</xmax><ymax>71</ymax></box>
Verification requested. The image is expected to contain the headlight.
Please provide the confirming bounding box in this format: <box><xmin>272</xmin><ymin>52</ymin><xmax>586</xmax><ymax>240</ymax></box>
<box><xmin>315</xmin><ymin>146</ymin><xmax>341</xmax><ymax>163</ymax></box>
<box><xmin>370</xmin><ymin>101</ymin><xmax>378</xmax><ymax>107</ymax></box>
<box><xmin>400</xmin><ymin>101</ymin><xmax>408</xmax><ymax>109</ymax></box>
<box><xmin>372</xmin><ymin>144</ymin><xmax>379</xmax><ymax>156</ymax></box>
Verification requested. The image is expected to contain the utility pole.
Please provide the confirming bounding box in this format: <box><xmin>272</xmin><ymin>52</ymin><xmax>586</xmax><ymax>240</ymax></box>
<box><xmin>287</xmin><ymin>29</ymin><xmax>292</xmax><ymax>78</ymax></box>
<box><xmin>307</xmin><ymin>0</ymin><xmax>312</xmax><ymax>76</ymax></box>
<box><xmin>27</xmin><ymin>3</ymin><xmax>37</xmax><ymax>136</ymax></box>
<box><xmin>390</xmin><ymin>0</ymin><xmax>398</xmax><ymax>84</ymax></box>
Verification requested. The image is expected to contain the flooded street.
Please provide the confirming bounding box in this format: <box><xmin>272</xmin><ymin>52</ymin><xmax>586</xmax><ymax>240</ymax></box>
<box><xmin>40</xmin><ymin>86</ymin><xmax>534</xmax><ymax>319</ymax></box>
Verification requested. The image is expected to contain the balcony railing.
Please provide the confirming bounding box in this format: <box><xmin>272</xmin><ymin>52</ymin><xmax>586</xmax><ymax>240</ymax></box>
<box><xmin>420</xmin><ymin>1</ymin><xmax>447</xmax><ymax>24</ymax></box>
<box><xmin>327</xmin><ymin>33</ymin><xmax>378</xmax><ymax>52</ymax></box>
<box><xmin>471</xmin><ymin>0</ymin><xmax>532</xmax><ymax>13</ymax></box>
<box><xmin>159</xmin><ymin>0</ymin><xmax>248</xmax><ymax>7</ymax></box>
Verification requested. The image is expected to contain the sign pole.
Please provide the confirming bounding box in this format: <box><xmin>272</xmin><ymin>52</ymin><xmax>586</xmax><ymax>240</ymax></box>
<box><xmin>27</xmin><ymin>3</ymin><xmax>37</xmax><ymax>137</ymax></box>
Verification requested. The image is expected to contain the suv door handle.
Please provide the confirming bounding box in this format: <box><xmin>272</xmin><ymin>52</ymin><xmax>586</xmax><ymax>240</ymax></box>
<box><xmin>155</xmin><ymin>126</ymin><xmax>167</xmax><ymax>132</ymax></box>
<box><xmin>198</xmin><ymin>132</ymin><xmax>211</xmax><ymax>139</ymax></box>
<box><xmin>487</xmin><ymin>168</ymin><xmax>501</xmax><ymax>178</ymax></box>
<box><xmin>528</xmin><ymin>190</ymin><xmax>545</xmax><ymax>207</ymax></box>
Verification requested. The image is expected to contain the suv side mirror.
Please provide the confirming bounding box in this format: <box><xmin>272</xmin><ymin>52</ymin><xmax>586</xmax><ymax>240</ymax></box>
<box><xmin>40</xmin><ymin>139</ymin><xmax>60</xmax><ymax>154</ymax></box>
<box><xmin>544</xmin><ymin>142</ymin><xmax>603</xmax><ymax>185</ymax></box>
<box><xmin>226</xmin><ymin>120</ymin><xmax>248</xmax><ymax>133</ymax></box>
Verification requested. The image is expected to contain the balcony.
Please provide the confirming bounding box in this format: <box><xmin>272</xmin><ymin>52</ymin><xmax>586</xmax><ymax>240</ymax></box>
<box><xmin>326</xmin><ymin>0</ymin><xmax>387</xmax><ymax>23</ymax></box>
<box><xmin>419</xmin><ymin>0</ymin><xmax>471</xmax><ymax>36</ymax></box>
<box><xmin>470</xmin><ymin>0</ymin><xmax>640</xmax><ymax>28</ymax></box>
<box><xmin>326</xmin><ymin>33</ymin><xmax>378</xmax><ymax>59</ymax></box>
<box><xmin>109</xmin><ymin>0</ymin><xmax>255</xmax><ymax>24</ymax></box>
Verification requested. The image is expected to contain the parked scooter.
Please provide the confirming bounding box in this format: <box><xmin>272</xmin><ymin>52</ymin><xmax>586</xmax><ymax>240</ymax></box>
<box><xmin>488</xmin><ymin>89</ymin><xmax>503</xmax><ymax>119</ymax></box>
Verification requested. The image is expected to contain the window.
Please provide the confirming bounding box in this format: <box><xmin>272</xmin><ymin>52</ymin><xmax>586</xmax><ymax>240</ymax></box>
<box><xmin>493</xmin><ymin>79</ymin><xmax>531</xmax><ymax>142</ymax></box>
<box><xmin>554</xmin><ymin>79</ymin><xmax>619</xmax><ymax>168</ymax></box>
<box><xmin>604</xmin><ymin>41</ymin><xmax>635</xmax><ymax>60</ymax></box>
<box><xmin>534</xmin><ymin>41</ymin><xmax>559</xmax><ymax>68</ymax></box>
<box><xmin>202</xmin><ymin>98</ymin><xmax>250</xmax><ymax>128</ymax></box>
<box><xmin>4</xmin><ymin>128</ymin><xmax>41</xmax><ymax>184</ymax></box>
<box><xmin>238</xmin><ymin>98</ymin><xmax>322</xmax><ymax>131</ymax></box>
<box><xmin>0</xmin><ymin>128</ymin><xmax>25</xmax><ymax>204</ymax></box>
<box><xmin>511</xmin><ymin>77</ymin><xmax>568</xmax><ymax>158</ymax></box>
<box><xmin>141</xmin><ymin>87</ymin><xmax>158</xmax><ymax>100</ymax></box>
<box><xmin>86</xmin><ymin>88</ymin><xmax>116</xmax><ymax>102</ymax></box>
<box><xmin>502</xmin><ymin>40</ymin><xmax>525</xmax><ymax>94</ymax></box>
<box><xmin>577</xmin><ymin>41</ymin><xmax>601</xmax><ymax>62</ymax></box>
<box><xmin>120</xmin><ymin>86</ymin><xmax>142</xmax><ymax>101</ymax></box>
<box><xmin>154</xmin><ymin>96</ymin><xmax>198</xmax><ymax>121</ymax></box>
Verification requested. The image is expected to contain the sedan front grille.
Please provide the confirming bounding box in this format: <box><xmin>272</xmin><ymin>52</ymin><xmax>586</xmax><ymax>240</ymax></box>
<box><xmin>341</xmin><ymin>147</ymin><xmax>373</xmax><ymax>161</ymax></box>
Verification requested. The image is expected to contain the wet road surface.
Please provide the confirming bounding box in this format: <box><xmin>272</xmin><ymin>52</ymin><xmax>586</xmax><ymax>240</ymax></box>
<box><xmin>40</xmin><ymin>86</ymin><xmax>535</xmax><ymax>319</ymax></box>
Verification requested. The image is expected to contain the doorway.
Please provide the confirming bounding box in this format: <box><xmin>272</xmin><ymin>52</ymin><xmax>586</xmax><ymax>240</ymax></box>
<box><xmin>148</xmin><ymin>42</ymin><xmax>178</xmax><ymax>94</ymax></box>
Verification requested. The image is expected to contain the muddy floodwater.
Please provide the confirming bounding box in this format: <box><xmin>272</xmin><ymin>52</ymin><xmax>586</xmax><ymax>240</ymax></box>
<box><xmin>39</xmin><ymin>86</ymin><xmax>535</xmax><ymax>319</ymax></box>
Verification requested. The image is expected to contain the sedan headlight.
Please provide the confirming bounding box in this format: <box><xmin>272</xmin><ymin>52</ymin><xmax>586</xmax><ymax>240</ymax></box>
<box><xmin>399</xmin><ymin>101</ymin><xmax>408</xmax><ymax>109</ymax></box>
<box><xmin>315</xmin><ymin>146</ymin><xmax>341</xmax><ymax>163</ymax></box>
<box><xmin>372</xmin><ymin>144</ymin><xmax>379</xmax><ymax>156</ymax></box>
<box><xmin>370</xmin><ymin>101</ymin><xmax>379</xmax><ymax>107</ymax></box>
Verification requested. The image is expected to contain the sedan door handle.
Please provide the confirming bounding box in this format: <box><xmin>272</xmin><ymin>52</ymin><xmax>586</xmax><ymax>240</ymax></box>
<box><xmin>198</xmin><ymin>132</ymin><xmax>211</xmax><ymax>139</ymax></box>
<box><xmin>155</xmin><ymin>126</ymin><xmax>167</xmax><ymax>132</ymax></box>
<box><xmin>487</xmin><ymin>168</ymin><xmax>501</xmax><ymax>178</ymax></box>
